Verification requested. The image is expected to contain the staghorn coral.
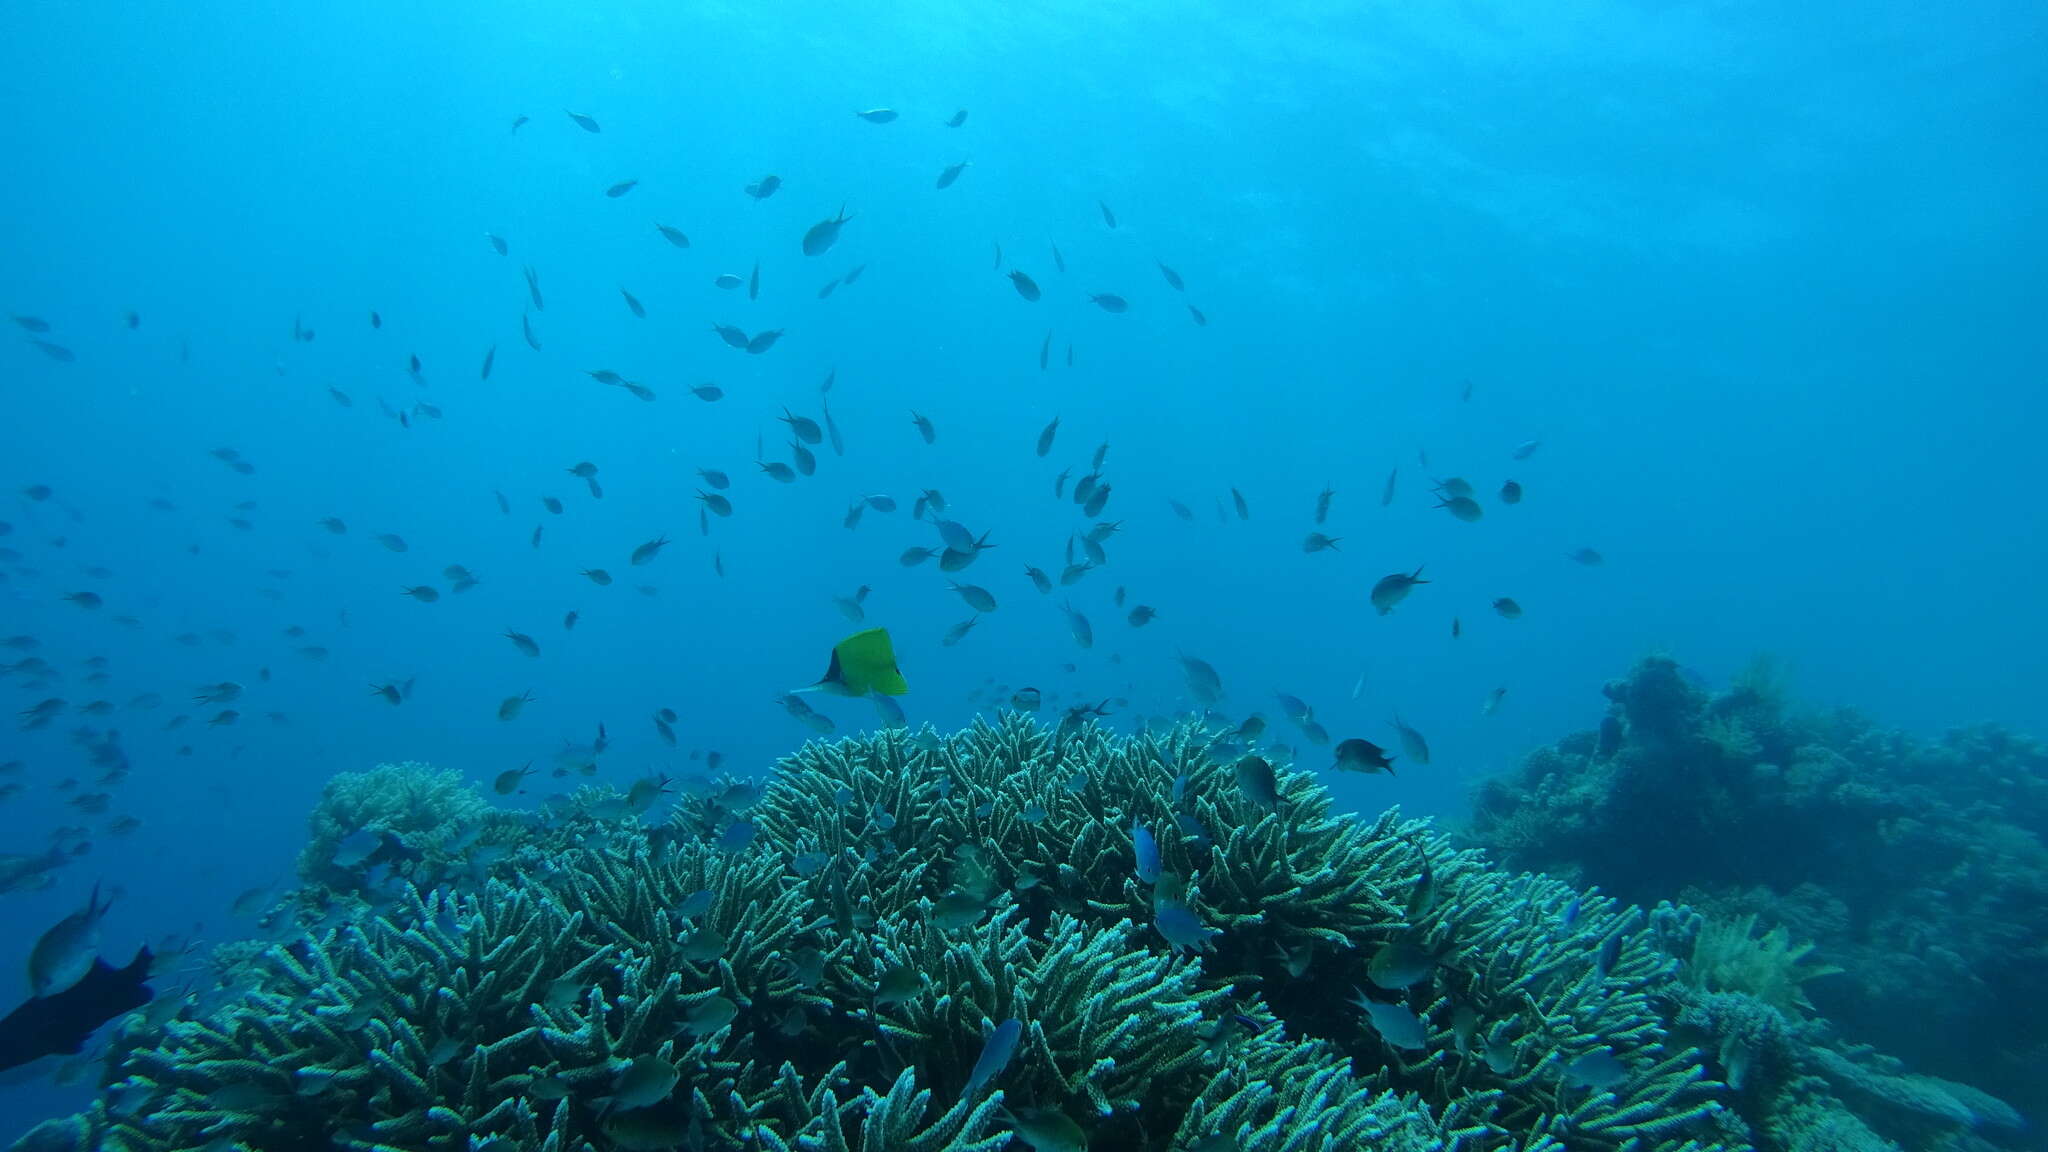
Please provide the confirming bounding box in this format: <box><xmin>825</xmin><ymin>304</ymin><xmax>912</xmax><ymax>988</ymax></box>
<box><xmin>31</xmin><ymin>714</ymin><xmax>1740</xmax><ymax>1152</ymax></box>
<box><xmin>1467</xmin><ymin>656</ymin><xmax>2042</xmax><ymax>1143</ymax></box>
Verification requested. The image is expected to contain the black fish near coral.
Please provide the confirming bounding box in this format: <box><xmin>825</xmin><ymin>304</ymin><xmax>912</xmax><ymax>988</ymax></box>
<box><xmin>0</xmin><ymin>946</ymin><xmax>153</xmax><ymax>1074</ymax></box>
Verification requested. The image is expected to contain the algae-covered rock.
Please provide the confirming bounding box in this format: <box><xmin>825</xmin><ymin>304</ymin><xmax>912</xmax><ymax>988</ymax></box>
<box><xmin>1468</xmin><ymin>656</ymin><xmax>2042</xmax><ymax>1142</ymax></box>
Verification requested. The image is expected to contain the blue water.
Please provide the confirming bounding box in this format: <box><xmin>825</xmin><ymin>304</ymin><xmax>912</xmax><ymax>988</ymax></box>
<box><xmin>1</xmin><ymin>0</ymin><xmax>2043</xmax><ymax>1139</ymax></box>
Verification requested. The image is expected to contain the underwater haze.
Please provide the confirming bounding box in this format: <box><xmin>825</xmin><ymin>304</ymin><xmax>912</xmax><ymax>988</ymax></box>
<box><xmin>1</xmin><ymin>0</ymin><xmax>2045</xmax><ymax>1145</ymax></box>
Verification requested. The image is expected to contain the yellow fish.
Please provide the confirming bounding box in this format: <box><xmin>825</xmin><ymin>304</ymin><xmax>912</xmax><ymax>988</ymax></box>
<box><xmin>801</xmin><ymin>628</ymin><xmax>907</xmax><ymax>697</ymax></box>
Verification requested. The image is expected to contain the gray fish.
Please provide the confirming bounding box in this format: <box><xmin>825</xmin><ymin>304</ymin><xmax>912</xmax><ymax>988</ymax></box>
<box><xmin>1188</xmin><ymin>304</ymin><xmax>1207</xmax><ymax>326</ymax></box>
<box><xmin>1009</xmin><ymin>271</ymin><xmax>1042</xmax><ymax>301</ymax></box>
<box><xmin>1234</xmin><ymin>755</ymin><xmax>1278</xmax><ymax>810</ymax></box>
<box><xmin>855</xmin><ymin>108</ymin><xmax>898</xmax><ymax>123</ymax></box>
<box><xmin>745</xmin><ymin>175</ymin><xmax>781</xmax><ymax>199</ymax></box>
<box><xmin>29</xmin><ymin>883</ymin><xmax>113</xmax><ymax>997</ymax></box>
<box><xmin>823</xmin><ymin>397</ymin><xmax>845</xmax><ymax>455</ymax></box>
<box><xmin>1180</xmin><ymin>654</ymin><xmax>1223</xmax><ymax>704</ymax></box>
<box><xmin>950</xmin><ymin>582</ymin><xmax>997</xmax><ymax>613</ymax></box>
<box><xmin>620</xmin><ymin>287</ymin><xmax>645</xmax><ymax>318</ymax></box>
<box><xmin>1437</xmin><ymin>495</ymin><xmax>1483</xmax><ymax>522</ymax></box>
<box><xmin>1390</xmin><ymin>716</ymin><xmax>1430</xmax><ymax>765</ymax></box>
<box><xmin>606</xmin><ymin>179</ymin><xmax>639</xmax><ymax>198</ymax></box>
<box><xmin>874</xmin><ymin>964</ymin><xmax>921</xmax><ymax>1007</ymax></box>
<box><xmin>1098</xmin><ymin>200</ymin><xmax>1117</xmax><ymax>228</ymax></box>
<box><xmin>803</xmin><ymin>206</ymin><xmax>855</xmax><ymax>256</ymax></box>
<box><xmin>566</xmin><ymin>110</ymin><xmax>602</xmax><ymax>133</ymax></box>
<box><xmin>1370</xmin><ymin>567</ymin><xmax>1427</xmax><ymax>615</ymax></box>
<box><xmin>1381</xmin><ymin>467</ymin><xmax>1397</xmax><ymax>506</ymax></box>
<box><xmin>0</xmin><ymin>847</ymin><xmax>67</xmax><ymax>896</ymax></box>
<box><xmin>780</xmin><ymin>408</ymin><xmax>823</xmax><ymax>444</ymax></box>
<box><xmin>1132</xmin><ymin>819</ymin><xmax>1160</xmax><ymax>884</ymax></box>
<box><xmin>1062</xmin><ymin>602</ymin><xmax>1092</xmax><ymax>648</ymax></box>
<box><xmin>942</xmin><ymin>616</ymin><xmax>979</xmax><ymax>647</ymax></box>
<box><xmin>746</xmin><ymin>329</ymin><xmax>782</xmax><ymax>355</ymax></box>
<box><xmin>1331</xmin><ymin>738</ymin><xmax>1394</xmax><ymax>775</ymax></box>
<box><xmin>1351</xmin><ymin>992</ymin><xmax>1426</xmax><ymax>1050</ymax></box>
<box><xmin>603</xmin><ymin>1054</ymin><xmax>678</xmax><ymax>1113</ymax></box>
<box><xmin>1158</xmin><ymin>261</ymin><xmax>1185</xmax><ymax>291</ymax></box>
<box><xmin>1565</xmin><ymin>1048</ymin><xmax>1629</xmax><ymax>1089</ymax></box>
<box><xmin>961</xmin><ymin>1018</ymin><xmax>1021</xmax><ymax>1100</ymax></box>
<box><xmin>1005</xmin><ymin>1107</ymin><xmax>1088</xmax><ymax>1152</ymax></box>
<box><xmin>656</xmin><ymin>224</ymin><xmax>690</xmax><ymax>248</ymax></box>
<box><xmin>1485</xmin><ymin>1031</ymin><xmax>1517</xmax><ymax>1074</ymax></box>
<box><xmin>1366</xmin><ymin>937</ymin><xmax>1436</xmax><ymax>989</ymax></box>
<box><xmin>1155</xmin><ymin>901</ymin><xmax>1220</xmax><ymax>953</ymax></box>
<box><xmin>1596</xmin><ymin>715</ymin><xmax>1624</xmax><ymax>759</ymax></box>
<box><xmin>479</xmin><ymin>345</ymin><xmax>495</xmax><ymax>379</ymax></box>
<box><xmin>749</xmin><ymin>262</ymin><xmax>759</xmax><ymax>301</ymax></box>
<box><xmin>683</xmin><ymin>995</ymin><xmax>738</xmax><ymax>1035</ymax></box>
<box><xmin>1088</xmin><ymin>293</ymin><xmax>1128</xmax><ymax>313</ymax></box>
<box><xmin>945</xmin><ymin>109</ymin><xmax>968</xmax><ymax>127</ymax></box>
<box><xmin>485</xmin><ymin>232</ymin><xmax>507</xmax><ymax>255</ymax></box>
<box><xmin>936</xmin><ymin>161</ymin><xmax>971</xmax><ymax>189</ymax></box>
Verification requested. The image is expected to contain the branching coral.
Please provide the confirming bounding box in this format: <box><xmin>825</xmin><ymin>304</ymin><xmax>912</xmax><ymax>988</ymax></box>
<box><xmin>34</xmin><ymin>714</ymin><xmax>1742</xmax><ymax>1152</ymax></box>
<box><xmin>296</xmin><ymin>760</ymin><xmax>508</xmax><ymax>892</ymax></box>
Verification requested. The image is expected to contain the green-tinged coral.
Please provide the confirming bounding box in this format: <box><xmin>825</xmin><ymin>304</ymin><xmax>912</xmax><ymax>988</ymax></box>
<box><xmin>34</xmin><ymin>714</ymin><xmax>1740</xmax><ymax>1152</ymax></box>
<box><xmin>1682</xmin><ymin>915</ymin><xmax>1841</xmax><ymax>1016</ymax></box>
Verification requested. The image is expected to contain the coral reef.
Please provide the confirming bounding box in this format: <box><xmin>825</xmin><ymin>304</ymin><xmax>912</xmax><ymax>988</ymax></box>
<box><xmin>1468</xmin><ymin>656</ymin><xmax>2043</xmax><ymax>1143</ymax></box>
<box><xmin>25</xmin><ymin>715</ymin><xmax>1740</xmax><ymax>1152</ymax></box>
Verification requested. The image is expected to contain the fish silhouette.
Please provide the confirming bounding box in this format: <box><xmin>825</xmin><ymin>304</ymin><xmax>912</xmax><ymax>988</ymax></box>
<box><xmin>0</xmin><ymin>946</ymin><xmax>154</xmax><ymax>1074</ymax></box>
